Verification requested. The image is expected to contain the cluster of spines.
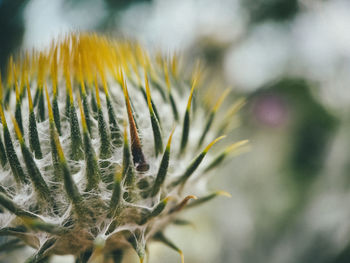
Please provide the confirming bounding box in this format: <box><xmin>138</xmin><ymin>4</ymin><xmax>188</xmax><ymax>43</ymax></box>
<box><xmin>0</xmin><ymin>34</ymin><xmax>248</xmax><ymax>263</ymax></box>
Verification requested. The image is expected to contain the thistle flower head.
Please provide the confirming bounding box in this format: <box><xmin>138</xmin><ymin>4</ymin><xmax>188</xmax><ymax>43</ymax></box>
<box><xmin>0</xmin><ymin>33</ymin><xmax>247</xmax><ymax>263</ymax></box>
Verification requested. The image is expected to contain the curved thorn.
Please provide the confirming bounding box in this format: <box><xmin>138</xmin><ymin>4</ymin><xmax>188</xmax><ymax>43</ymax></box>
<box><xmin>122</xmin><ymin>77</ymin><xmax>149</xmax><ymax>171</ymax></box>
<box><xmin>204</xmin><ymin>140</ymin><xmax>249</xmax><ymax>173</ymax></box>
<box><xmin>171</xmin><ymin>136</ymin><xmax>225</xmax><ymax>188</ymax></box>
<box><xmin>170</xmin><ymin>195</ymin><xmax>197</xmax><ymax>213</ymax></box>
<box><xmin>145</xmin><ymin>72</ymin><xmax>163</xmax><ymax>156</ymax></box>
<box><xmin>185</xmin><ymin>190</ymin><xmax>231</xmax><ymax>209</ymax></box>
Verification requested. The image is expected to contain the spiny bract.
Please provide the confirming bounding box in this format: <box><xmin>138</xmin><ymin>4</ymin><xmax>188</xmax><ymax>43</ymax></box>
<box><xmin>0</xmin><ymin>33</ymin><xmax>247</xmax><ymax>263</ymax></box>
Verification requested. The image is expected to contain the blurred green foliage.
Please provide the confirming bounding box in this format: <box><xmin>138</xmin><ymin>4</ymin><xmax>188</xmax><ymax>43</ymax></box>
<box><xmin>244</xmin><ymin>0</ymin><xmax>299</xmax><ymax>22</ymax></box>
<box><xmin>249</xmin><ymin>79</ymin><xmax>338</xmax><ymax>184</ymax></box>
<box><xmin>0</xmin><ymin>0</ymin><xmax>29</xmax><ymax>74</ymax></box>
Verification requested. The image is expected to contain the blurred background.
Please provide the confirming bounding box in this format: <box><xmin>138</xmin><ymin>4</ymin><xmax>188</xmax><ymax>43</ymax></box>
<box><xmin>2</xmin><ymin>0</ymin><xmax>350</xmax><ymax>262</ymax></box>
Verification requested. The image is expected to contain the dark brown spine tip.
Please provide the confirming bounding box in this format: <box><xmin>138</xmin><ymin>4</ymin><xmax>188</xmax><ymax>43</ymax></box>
<box><xmin>130</xmin><ymin>132</ymin><xmax>148</xmax><ymax>171</ymax></box>
<box><xmin>136</xmin><ymin>163</ymin><xmax>150</xmax><ymax>172</ymax></box>
<box><xmin>123</xmin><ymin>80</ymin><xmax>149</xmax><ymax>171</ymax></box>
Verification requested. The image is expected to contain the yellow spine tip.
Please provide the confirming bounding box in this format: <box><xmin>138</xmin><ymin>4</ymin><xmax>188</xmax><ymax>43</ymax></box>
<box><xmin>186</xmin><ymin>79</ymin><xmax>197</xmax><ymax>111</ymax></box>
<box><xmin>204</xmin><ymin>135</ymin><xmax>226</xmax><ymax>153</ymax></box>
<box><xmin>115</xmin><ymin>171</ymin><xmax>123</xmax><ymax>182</ymax></box>
<box><xmin>163</xmin><ymin>61</ymin><xmax>171</xmax><ymax>92</ymax></box>
<box><xmin>166</xmin><ymin>127</ymin><xmax>176</xmax><ymax>149</ymax></box>
<box><xmin>171</xmin><ymin>53</ymin><xmax>178</xmax><ymax>78</ymax></box>
<box><xmin>144</xmin><ymin>73</ymin><xmax>153</xmax><ymax>111</ymax></box>
<box><xmin>78</xmin><ymin>56</ymin><xmax>86</xmax><ymax>95</ymax></box>
<box><xmin>213</xmin><ymin>88</ymin><xmax>230</xmax><ymax>112</ymax></box>
<box><xmin>225</xmin><ymin>140</ymin><xmax>249</xmax><ymax>154</ymax></box>
<box><xmin>215</xmin><ymin>190</ymin><xmax>232</xmax><ymax>198</ymax></box>
<box><xmin>66</xmin><ymin>77</ymin><xmax>73</xmax><ymax>104</ymax></box>
<box><xmin>0</xmin><ymin>104</ymin><xmax>7</xmax><ymax>127</ymax></box>
<box><xmin>10</xmin><ymin>113</ymin><xmax>23</xmax><ymax>143</ymax></box>
<box><xmin>54</xmin><ymin>133</ymin><xmax>66</xmax><ymax>163</ymax></box>
<box><xmin>80</xmin><ymin>80</ymin><xmax>86</xmax><ymax>96</ymax></box>
<box><xmin>164</xmin><ymin>196</ymin><xmax>176</xmax><ymax>203</ymax></box>
<box><xmin>99</xmin><ymin>66</ymin><xmax>109</xmax><ymax>98</ymax></box>
<box><xmin>179</xmin><ymin>250</ymin><xmax>184</xmax><ymax>263</ymax></box>
<box><xmin>15</xmin><ymin>81</ymin><xmax>20</xmax><ymax>102</ymax></box>
<box><xmin>44</xmin><ymin>83</ymin><xmax>54</xmax><ymax>122</ymax></box>
<box><xmin>77</xmin><ymin>94</ymin><xmax>87</xmax><ymax>132</ymax></box>
<box><xmin>122</xmin><ymin>78</ymin><xmax>128</xmax><ymax>101</ymax></box>
<box><xmin>226</xmin><ymin>98</ymin><xmax>246</xmax><ymax>118</ymax></box>
<box><xmin>26</xmin><ymin>78</ymin><xmax>33</xmax><ymax>112</ymax></box>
